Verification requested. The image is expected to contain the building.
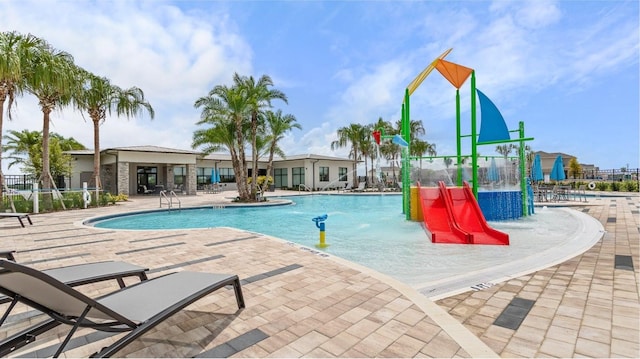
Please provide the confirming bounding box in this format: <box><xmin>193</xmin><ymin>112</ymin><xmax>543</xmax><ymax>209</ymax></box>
<box><xmin>534</xmin><ymin>151</ymin><xmax>598</xmax><ymax>180</ymax></box>
<box><xmin>67</xmin><ymin>146</ymin><xmax>356</xmax><ymax>195</ymax></box>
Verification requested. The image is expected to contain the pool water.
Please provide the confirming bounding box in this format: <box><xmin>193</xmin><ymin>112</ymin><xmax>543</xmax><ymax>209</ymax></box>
<box><xmin>90</xmin><ymin>195</ymin><xmax>581</xmax><ymax>287</ymax></box>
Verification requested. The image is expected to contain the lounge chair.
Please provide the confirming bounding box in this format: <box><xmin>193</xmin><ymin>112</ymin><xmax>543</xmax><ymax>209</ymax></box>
<box><xmin>0</xmin><ymin>260</ymin><xmax>149</xmax><ymax>327</ymax></box>
<box><xmin>0</xmin><ymin>250</ymin><xmax>15</xmax><ymax>261</ymax></box>
<box><xmin>347</xmin><ymin>182</ymin><xmax>366</xmax><ymax>192</ymax></box>
<box><xmin>0</xmin><ymin>212</ymin><xmax>32</xmax><ymax>228</ymax></box>
<box><xmin>0</xmin><ymin>260</ymin><xmax>245</xmax><ymax>358</ymax></box>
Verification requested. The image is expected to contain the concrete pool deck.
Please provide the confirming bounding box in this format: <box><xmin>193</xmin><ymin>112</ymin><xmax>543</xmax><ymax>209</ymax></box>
<box><xmin>0</xmin><ymin>190</ymin><xmax>637</xmax><ymax>357</ymax></box>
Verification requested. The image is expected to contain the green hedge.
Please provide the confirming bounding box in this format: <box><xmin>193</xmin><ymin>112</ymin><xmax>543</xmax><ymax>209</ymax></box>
<box><xmin>572</xmin><ymin>180</ymin><xmax>639</xmax><ymax>192</ymax></box>
<box><xmin>1</xmin><ymin>191</ymin><xmax>128</xmax><ymax>213</ymax></box>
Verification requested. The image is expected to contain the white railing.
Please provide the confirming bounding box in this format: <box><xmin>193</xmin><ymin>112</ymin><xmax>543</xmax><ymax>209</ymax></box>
<box><xmin>298</xmin><ymin>184</ymin><xmax>312</xmax><ymax>193</ymax></box>
<box><xmin>159</xmin><ymin>190</ymin><xmax>181</xmax><ymax>211</ymax></box>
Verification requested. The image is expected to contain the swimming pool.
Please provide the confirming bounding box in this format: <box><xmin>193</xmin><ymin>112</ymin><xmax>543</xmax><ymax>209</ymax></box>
<box><xmin>89</xmin><ymin>195</ymin><xmax>592</xmax><ymax>291</ymax></box>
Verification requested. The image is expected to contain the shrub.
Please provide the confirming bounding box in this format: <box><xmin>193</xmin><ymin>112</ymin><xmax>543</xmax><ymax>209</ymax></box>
<box><xmin>624</xmin><ymin>180</ymin><xmax>639</xmax><ymax>192</ymax></box>
<box><xmin>11</xmin><ymin>197</ymin><xmax>33</xmax><ymax>213</ymax></box>
<box><xmin>611</xmin><ymin>182</ymin><xmax>620</xmax><ymax>192</ymax></box>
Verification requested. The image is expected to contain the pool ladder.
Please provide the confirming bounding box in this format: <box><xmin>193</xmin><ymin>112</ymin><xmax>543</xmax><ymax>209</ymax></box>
<box><xmin>160</xmin><ymin>190</ymin><xmax>181</xmax><ymax>211</ymax></box>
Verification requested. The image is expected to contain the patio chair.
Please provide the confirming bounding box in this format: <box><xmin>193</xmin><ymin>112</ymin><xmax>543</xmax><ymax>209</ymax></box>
<box><xmin>0</xmin><ymin>260</ymin><xmax>149</xmax><ymax>326</ymax></box>
<box><xmin>352</xmin><ymin>182</ymin><xmax>366</xmax><ymax>192</ymax></box>
<box><xmin>139</xmin><ymin>185</ymin><xmax>154</xmax><ymax>195</ymax></box>
<box><xmin>0</xmin><ymin>250</ymin><xmax>15</xmax><ymax>261</ymax></box>
<box><xmin>0</xmin><ymin>260</ymin><xmax>245</xmax><ymax>358</ymax></box>
<box><xmin>0</xmin><ymin>212</ymin><xmax>32</xmax><ymax>228</ymax></box>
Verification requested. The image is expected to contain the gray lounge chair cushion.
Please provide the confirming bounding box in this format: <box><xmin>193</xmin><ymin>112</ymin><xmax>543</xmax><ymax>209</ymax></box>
<box><xmin>42</xmin><ymin>261</ymin><xmax>147</xmax><ymax>286</ymax></box>
<box><xmin>0</xmin><ymin>269</ymin><xmax>238</xmax><ymax>323</ymax></box>
<box><xmin>98</xmin><ymin>272</ymin><xmax>235</xmax><ymax>323</ymax></box>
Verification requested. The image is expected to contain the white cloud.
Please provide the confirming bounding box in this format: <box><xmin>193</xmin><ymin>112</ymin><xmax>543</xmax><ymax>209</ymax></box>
<box><xmin>0</xmin><ymin>0</ymin><xmax>253</xmax><ymax>172</ymax></box>
<box><xmin>1</xmin><ymin>0</ymin><xmax>637</xmax><ymax>173</ymax></box>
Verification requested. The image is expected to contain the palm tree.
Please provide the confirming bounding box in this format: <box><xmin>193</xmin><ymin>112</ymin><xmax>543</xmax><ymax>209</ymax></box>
<box><xmin>371</xmin><ymin>117</ymin><xmax>393</xmax><ymax>187</ymax></box>
<box><xmin>359</xmin><ymin>125</ymin><xmax>374</xmax><ymax>186</ymax></box>
<box><xmin>22</xmin><ymin>39</ymin><xmax>80</xmax><ymax>209</ymax></box>
<box><xmin>194</xmin><ymin>84</ymin><xmax>252</xmax><ymax>200</ymax></box>
<box><xmin>263</xmin><ymin>109</ymin><xmax>301</xmax><ymax>183</ymax></box>
<box><xmin>76</xmin><ymin>73</ymin><xmax>154</xmax><ymax>191</ymax></box>
<box><xmin>192</xmin><ymin>120</ymin><xmax>237</xmax><ymax>155</ymax></box>
<box><xmin>234</xmin><ymin>74</ymin><xmax>287</xmax><ymax>197</ymax></box>
<box><xmin>411</xmin><ymin>139</ymin><xmax>437</xmax><ymax>182</ymax></box>
<box><xmin>3</xmin><ymin>130</ymin><xmax>84</xmax><ymax>180</ymax></box>
<box><xmin>2</xmin><ymin>129</ymin><xmax>41</xmax><ymax>173</ymax></box>
<box><xmin>0</xmin><ymin>31</ymin><xmax>45</xmax><ymax>192</ymax></box>
<box><xmin>496</xmin><ymin>144</ymin><xmax>517</xmax><ymax>183</ymax></box>
<box><xmin>331</xmin><ymin>123</ymin><xmax>367</xmax><ymax>188</ymax></box>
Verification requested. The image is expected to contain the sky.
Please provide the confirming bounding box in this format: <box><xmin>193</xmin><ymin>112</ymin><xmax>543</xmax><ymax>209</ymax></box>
<box><xmin>1</xmin><ymin>0</ymin><xmax>638</xmax><ymax>175</ymax></box>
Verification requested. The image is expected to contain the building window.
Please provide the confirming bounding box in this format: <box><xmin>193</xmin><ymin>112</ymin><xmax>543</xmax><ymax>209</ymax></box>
<box><xmin>248</xmin><ymin>168</ymin><xmax>267</xmax><ymax>177</ymax></box>
<box><xmin>219</xmin><ymin>168</ymin><xmax>235</xmax><ymax>183</ymax></box>
<box><xmin>173</xmin><ymin>167</ymin><xmax>186</xmax><ymax>186</ymax></box>
<box><xmin>319</xmin><ymin>167</ymin><xmax>329</xmax><ymax>182</ymax></box>
<box><xmin>339</xmin><ymin>167</ymin><xmax>348</xmax><ymax>181</ymax></box>
<box><xmin>292</xmin><ymin>167</ymin><xmax>305</xmax><ymax>187</ymax></box>
<box><xmin>274</xmin><ymin>168</ymin><xmax>288</xmax><ymax>188</ymax></box>
<box><xmin>196</xmin><ymin>167</ymin><xmax>212</xmax><ymax>190</ymax></box>
<box><xmin>136</xmin><ymin>166</ymin><xmax>157</xmax><ymax>193</ymax></box>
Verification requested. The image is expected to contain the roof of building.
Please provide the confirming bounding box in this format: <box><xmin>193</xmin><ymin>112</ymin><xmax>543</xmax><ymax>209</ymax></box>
<box><xmin>534</xmin><ymin>150</ymin><xmax>576</xmax><ymax>159</ymax></box>
<box><xmin>66</xmin><ymin>147</ymin><xmax>354</xmax><ymax>163</ymax></box>
<box><xmin>273</xmin><ymin>153</ymin><xmax>357</xmax><ymax>162</ymax></box>
<box><xmin>104</xmin><ymin>146</ymin><xmax>202</xmax><ymax>155</ymax></box>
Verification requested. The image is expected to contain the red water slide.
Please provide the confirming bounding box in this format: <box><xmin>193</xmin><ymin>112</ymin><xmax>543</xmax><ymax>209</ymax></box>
<box><xmin>418</xmin><ymin>181</ymin><xmax>509</xmax><ymax>245</ymax></box>
<box><xmin>446</xmin><ymin>182</ymin><xmax>509</xmax><ymax>245</ymax></box>
<box><xmin>417</xmin><ymin>182</ymin><xmax>470</xmax><ymax>244</ymax></box>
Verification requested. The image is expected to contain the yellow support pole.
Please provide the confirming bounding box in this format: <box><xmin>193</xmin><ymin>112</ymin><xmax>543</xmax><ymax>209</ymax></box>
<box><xmin>313</xmin><ymin>214</ymin><xmax>328</xmax><ymax>248</ymax></box>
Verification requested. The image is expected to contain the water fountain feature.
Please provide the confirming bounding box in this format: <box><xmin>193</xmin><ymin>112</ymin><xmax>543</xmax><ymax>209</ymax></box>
<box><xmin>476</xmin><ymin>157</ymin><xmax>523</xmax><ymax>220</ymax></box>
<box><xmin>410</xmin><ymin>157</ymin><xmax>523</xmax><ymax>221</ymax></box>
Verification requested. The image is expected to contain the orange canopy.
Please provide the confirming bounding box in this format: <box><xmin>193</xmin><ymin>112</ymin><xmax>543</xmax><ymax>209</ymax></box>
<box><xmin>435</xmin><ymin>59</ymin><xmax>473</xmax><ymax>89</ymax></box>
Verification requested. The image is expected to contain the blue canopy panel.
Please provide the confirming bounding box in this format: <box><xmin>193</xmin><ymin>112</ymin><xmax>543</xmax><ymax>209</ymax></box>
<box><xmin>477</xmin><ymin>89</ymin><xmax>510</xmax><ymax>143</ymax></box>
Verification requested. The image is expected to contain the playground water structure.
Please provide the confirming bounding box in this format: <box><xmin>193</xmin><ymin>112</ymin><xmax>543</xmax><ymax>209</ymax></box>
<box><xmin>384</xmin><ymin>47</ymin><xmax>535</xmax><ymax>233</ymax></box>
<box><xmin>87</xmin><ymin>194</ymin><xmax>603</xmax><ymax>298</ymax></box>
<box><xmin>409</xmin><ymin>156</ymin><xmax>524</xmax><ymax>222</ymax></box>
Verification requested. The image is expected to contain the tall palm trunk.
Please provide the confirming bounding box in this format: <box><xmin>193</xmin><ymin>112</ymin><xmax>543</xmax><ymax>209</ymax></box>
<box><xmin>234</xmin><ymin>117</ymin><xmax>249</xmax><ymax>200</ymax></box>
<box><xmin>0</xmin><ymin>90</ymin><xmax>6</xmax><ymax>195</ymax></box>
<box><xmin>370</xmin><ymin>156</ymin><xmax>375</xmax><ymax>185</ymax></box>
<box><xmin>229</xmin><ymin>146</ymin><xmax>247</xmax><ymax>200</ymax></box>
<box><xmin>89</xmin><ymin>107</ymin><xmax>103</xmax><ymax>190</ymax></box>
<box><xmin>40</xmin><ymin>102</ymin><xmax>54</xmax><ymax>210</ymax></box>
<box><xmin>250</xmin><ymin>113</ymin><xmax>258</xmax><ymax>197</ymax></box>
<box><xmin>352</xmin><ymin>147</ymin><xmax>359</xmax><ymax>188</ymax></box>
<box><xmin>363</xmin><ymin>154</ymin><xmax>368</xmax><ymax>186</ymax></box>
<box><xmin>266</xmin><ymin>143</ymin><xmax>276</xmax><ymax>185</ymax></box>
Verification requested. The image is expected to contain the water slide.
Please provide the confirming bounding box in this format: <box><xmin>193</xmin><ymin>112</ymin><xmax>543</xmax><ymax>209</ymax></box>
<box><xmin>417</xmin><ymin>183</ymin><xmax>470</xmax><ymax>244</ymax></box>
<box><xmin>418</xmin><ymin>181</ymin><xmax>509</xmax><ymax>245</ymax></box>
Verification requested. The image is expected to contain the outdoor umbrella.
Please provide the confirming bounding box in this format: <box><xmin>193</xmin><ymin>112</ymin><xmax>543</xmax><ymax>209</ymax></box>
<box><xmin>550</xmin><ymin>155</ymin><xmax>566</xmax><ymax>181</ymax></box>
<box><xmin>487</xmin><ymin>158</ymin><xmax>501</xmax><ymax>182</ymax></box>
<box><xmin>211</xmin><ymin>168</ymin><xmax>220</xmax><ymax>184</ymax></box>
<box><xmin>531</xmin><ymin>154</ymin><xmax>543</xmax><ymax>182</ymax></box>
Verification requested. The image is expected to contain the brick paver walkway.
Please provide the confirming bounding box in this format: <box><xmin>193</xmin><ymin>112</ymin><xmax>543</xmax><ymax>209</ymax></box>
<box><xmin>0</xmin><ymin>191</ymin><xmax>636</xmax><ymax>357</ymax></box>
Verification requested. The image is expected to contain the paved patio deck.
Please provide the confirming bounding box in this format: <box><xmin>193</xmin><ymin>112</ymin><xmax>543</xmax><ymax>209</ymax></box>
<box><xmin>0</xmin><ymin>190</ymin><xmax>637</xmax><ymax>357</ymax></box>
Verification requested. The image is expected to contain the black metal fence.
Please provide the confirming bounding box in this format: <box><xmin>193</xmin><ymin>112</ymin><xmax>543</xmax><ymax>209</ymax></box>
<box><xmin>581</xmin><ymin>168</ymin><xmax>639</xmax><ymax>182</ymax></box>
<box><xmin>2</xmin><ymin>174</ymin><xmax>38</xmax><ymax>191</ymax></box>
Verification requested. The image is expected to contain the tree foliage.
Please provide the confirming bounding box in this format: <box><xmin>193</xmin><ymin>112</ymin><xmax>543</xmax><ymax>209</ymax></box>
<box><xmin>193</xmin><ymin>73</ymin><xmax>292</xmax><ymax>202</ymax></box>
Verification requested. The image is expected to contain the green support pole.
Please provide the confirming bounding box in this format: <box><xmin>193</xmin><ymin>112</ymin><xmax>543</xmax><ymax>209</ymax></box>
<box><xmin>402</xmin><ymin>89</ymin><xmax>411</xmax><ymax>219</ymax></box>
<box><xmin>470</xmin><ymin>71</ymin><xmax>478</xmax><ymax>197</ymax></box>
<box><xmin>401</xmin><ymin>102</ymin><xmax>406</xmax><ymax>215</ymax></box>
<box><xmin>519</xmin><ymin>121</ymin><xmax>528</xmax><ymax>216</ymax></box>
<box><xmin>456</xmin><ymin>89</ymin><xmax>462</xmax><ymax>186</ymax></box>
